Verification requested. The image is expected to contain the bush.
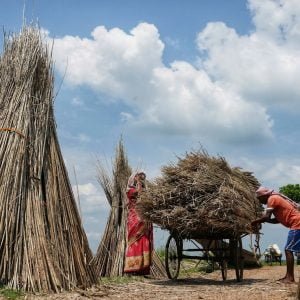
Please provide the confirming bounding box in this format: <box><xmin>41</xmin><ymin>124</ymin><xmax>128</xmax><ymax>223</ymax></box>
<box><xmin>279</xmin><ymin>184</ymin><xmax>300</xmax><ymax>203</ymax></box>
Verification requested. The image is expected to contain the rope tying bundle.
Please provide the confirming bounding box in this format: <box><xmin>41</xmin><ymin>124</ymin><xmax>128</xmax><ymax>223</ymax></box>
<box><xmin>250</xmin><ymin>232</ymin><xmax>261</xmax><ymax>259</ymax></box>
<box><xmin>0</xmin><ymin>128</ymin><xmax>25</xmax><ymax>138</ymax></box>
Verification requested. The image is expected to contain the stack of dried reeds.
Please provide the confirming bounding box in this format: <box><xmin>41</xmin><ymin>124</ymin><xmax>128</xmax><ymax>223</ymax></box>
<box><xmin>137</xmin><ymin>150</ymin><xmax>261</xmax><ymax>238</ymax></box>
<box><xmin>0</xmin><ymin>26</ymin><xmax>96</xmax><ymax>292</ymax></box>
<box><xmin>92</xmin><ymin>139</ymin><xmax>132</xmax><ymax>277</ymax></box>
<box><xmin>93</xmin><ymin>139</ymin><xmax>166</xmax><ymax>278</ymax></box>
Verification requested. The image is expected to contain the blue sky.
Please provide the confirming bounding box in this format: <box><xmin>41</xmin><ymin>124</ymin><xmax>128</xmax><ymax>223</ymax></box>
<box><xmin>1</xmin><ymin>0</ymin><xmax>300</xmax><ymax>258</ymax></box>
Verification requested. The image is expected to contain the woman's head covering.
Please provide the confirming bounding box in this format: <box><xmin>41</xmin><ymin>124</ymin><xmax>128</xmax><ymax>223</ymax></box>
<box><xmin>126</xmin><ymin>171</ymin><xmax>146</xmax><ymax>191</ymax></box>
<box><xmin>255</xmin><ymin>186</ymin><xmax>274</xmax><ymax>198</ymax></box>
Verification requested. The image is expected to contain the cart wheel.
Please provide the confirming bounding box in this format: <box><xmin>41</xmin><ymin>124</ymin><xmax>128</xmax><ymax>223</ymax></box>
<box><xmin>220</xmin><ymin>260</ymin><xmax>228</xmax><ymax>280</ymax></box>
<box><xmin>165</xmin><ymin>234</ymin><xmax>181</xmax><ymax>279</ymax></box>
<box><xmin>232</xmin><ymin>238</ymin><xmax>244</xmax><ymax>282</ymax></box>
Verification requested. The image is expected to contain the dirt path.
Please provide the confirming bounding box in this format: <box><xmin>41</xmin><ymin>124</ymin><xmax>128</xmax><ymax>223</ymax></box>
<box><xmin>17</xmin><ymin>266</ymin><xmax>299</xmax><ymax>299</ymax></box>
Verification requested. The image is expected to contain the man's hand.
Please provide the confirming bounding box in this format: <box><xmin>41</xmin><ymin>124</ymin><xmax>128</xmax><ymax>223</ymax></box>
<box><xmin>251</xmin><ymin>221</ymin><xmax>262</xmax><ymax>232</ymax></box>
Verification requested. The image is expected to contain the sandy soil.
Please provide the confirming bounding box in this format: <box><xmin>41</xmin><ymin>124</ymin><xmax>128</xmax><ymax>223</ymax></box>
<box><xmin>10</xmin><ymin>265</ymin><xmax>300</xmax><ymax>300</ymax></box>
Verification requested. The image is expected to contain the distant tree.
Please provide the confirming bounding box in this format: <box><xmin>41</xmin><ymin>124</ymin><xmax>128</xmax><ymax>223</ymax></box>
<box><xmin>279</xmin><ymin>184</ymin><xmax>300</xmax><ymax>203</ymax></box>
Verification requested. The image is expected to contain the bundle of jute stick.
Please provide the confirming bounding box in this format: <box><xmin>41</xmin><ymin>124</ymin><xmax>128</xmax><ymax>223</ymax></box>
<box><xmin>137</xmin><ymin>150</ymin><xmax>261</xmax><ymax>238</ymax></box>
<box><xmin>93</xmin><ymin>139</ymin><xmax>166</xmax><ymax>278</ymax></box>
<box><xmin>0</xmin><ymin>26</ymin><xmax>96</xmax><ymax>292</ymax></box>
<box><xmin>93</xmin><ymin>139</ymin><xmax>132</xmax><ymax>277</ymax></box>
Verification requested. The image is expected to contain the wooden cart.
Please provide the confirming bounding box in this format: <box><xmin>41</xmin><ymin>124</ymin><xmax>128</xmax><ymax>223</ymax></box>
<box><xmin>165</xmin><ymin>231</ymin><xmax>246</xmax><ymax>282</ymax></box>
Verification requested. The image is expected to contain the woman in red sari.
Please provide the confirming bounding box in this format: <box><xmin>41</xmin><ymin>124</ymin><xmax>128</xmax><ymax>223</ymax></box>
<box><xmin>124</xmin><ymin>172</ymin><xmax>153</xmax><ymax>275</ymax></box>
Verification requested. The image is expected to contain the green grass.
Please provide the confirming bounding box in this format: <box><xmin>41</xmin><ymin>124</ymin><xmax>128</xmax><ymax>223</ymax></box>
<box><xmin>156</xmin><ymin>246</ymin><xmax>165</xmax><ymax>260</ymax></box>
<box><xmin>0</xmin><ymin>288</ymin><xmax>23</xmax><ymax>300</ymax></box>
<box><xmin>178</xmin><ymin>259</ymin><xmax>214</xmax><ymax>276</ymax></box>
<box><xmin>99</xmin><ymin>275</ymin><xmax>144</xmax><ymax>285</ymax></box>
<box><xmin>259</xmin><ymin>260</ymin><xmax>286</xmax><ymax>266</ymax></box>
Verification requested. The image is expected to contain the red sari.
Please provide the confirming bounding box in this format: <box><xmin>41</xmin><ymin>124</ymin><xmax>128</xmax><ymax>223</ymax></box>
<box><xmin>124</xmin><ymin>187</ymin><xmax>153</xmax><ymax>274</ymax></box>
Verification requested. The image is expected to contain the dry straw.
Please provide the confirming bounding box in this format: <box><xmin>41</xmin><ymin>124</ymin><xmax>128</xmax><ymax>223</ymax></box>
<box><xmin>92</xmin><ymin>139</ymin><xmax>132</xmax><ymax>277</ymax></box>
<box><xmin>0</xmin><ymin>26</ymin><xmax>96</xmax><ymax>292</ymax></box>
<box><xmin>137</xmin><ymin>150</ymin><xmax>262</xmax><ymax>238</ymax></box>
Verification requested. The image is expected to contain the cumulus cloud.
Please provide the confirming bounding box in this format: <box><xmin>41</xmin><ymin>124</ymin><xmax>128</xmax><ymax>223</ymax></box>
<box><xmin>62</xmin><ymin>148</ymin><xmax>108</xmax><ymax>213</ymax></box>
<box><xmin>60</xmin><ymin>148</ymin><xmax>109</xmax><ymax>250</ymax></box>
<box><xmin>260</xmin><ymin>160</ymin><xmax>300</xmax><ymax>188</ymax></box>
<box><xmin>134</xmin><ymin>61</ymin><xmax>272</xmax><ymax>142</ymax></box>
<box><xmin>49</xmin><ymin>0</ymin><xmax>300</xmax><ymax>143</ymax></box>
<box><xmin>52</xmin><ymin>23</ymin><xmax>164</xmax><ymax>101</ymax></box>
<box><xmin>197</xmin><ymin>1</ymin><xmax>300</xmax><ymax>106</ymax></box>
<box><xmin>233</xmin><ymin>156</ymin><xmax>300</xmax><ymax>189</ymax></box>
<box><xmin>73</xmin><ymin>182</ymin><xmax>108</xmax><ymax>213</ymax></box>
<box><xmin>248</xmin><ymin>0</ymin><xmax>300</xmax><ymax>43</ymax></box>
<box><xmin>77</xmin><ymin>182</ymin><xmax>97</xmax><ymax>196</ymax></box>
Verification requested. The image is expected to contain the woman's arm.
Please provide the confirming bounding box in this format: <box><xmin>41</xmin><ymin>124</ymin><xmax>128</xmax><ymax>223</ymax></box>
<box><xmin>135</xmin><ymin>174</ymin><xmax>145</xmax><ymax>194</ymax></box>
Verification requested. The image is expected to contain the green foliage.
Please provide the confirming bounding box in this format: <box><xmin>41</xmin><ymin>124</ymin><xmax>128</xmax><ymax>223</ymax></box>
<box><xmin>0</xmin><ymin>288</ymin><xmax>23</xmax><ymax>300</ymax></box>
<box><xmin>259</xmin><ymin>260</ymin><xmax>286</xmax><ymax>266</ymax></box>
<box><xmin>99</xmin><ymin>275</ymin><xmax>144</xmax><ymax>284</ymax></box>
<box><xmin>279</xmin><ymin>184</ymin><xmax>300</xmax><ymax>203</ymax></box>
<box><xmin>179</xmin><ymin>259</ymin><xmax>216</xmax><ymax>276</ymax></box>
<box><xmin>155</xmin><ymin>246</ymin><xmax>165</xmax><ymax>260</ymax></box>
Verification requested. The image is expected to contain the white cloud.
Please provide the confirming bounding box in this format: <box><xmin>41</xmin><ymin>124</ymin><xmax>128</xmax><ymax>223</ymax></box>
<box><xmin>86</xmin><ymin>231</ymin><xmax>102</xmax><ymax>240</ymax></box>
<box><xmin>48</xmin><ymin>0</ymin><xmax>300</xmax><ymax>143</ymax></box>
<box><xmin>77</xmin><ymin>133</ymin><xmax>91</xmax><ymax>143</ymax></box>
<box><xmin>261</xmin><ymin>160</ymin><xmax>300</xmax><ymax>188</ymax></box>
<box><xmin>76</xmin><ymin>182</ymin><xmax>97</xmax><ymax>196</ymax></box>
<box><xmin>73</xmin><ymin>182</ymin><xmax>109</xmax><ymax>214</ymax></box>
<box><xmin>134</xmin><ymin>61</ymin><xmax>273</xmax><ymax>142</ymax></box>
<box><xmin>62</xmin><ymin>148</ymin><xmax>109</xmax><ymax>213</ymax></box>
<box><xmin>120</xmin><ymin>111</ymin><xmax>133</xmax><ymax>122</ymax></box>
<box><xmin>71</xmin><ymin>97</ymin><xmax>84</xmax><ymax>106</ymax></box>
<box><xmin>61</xmin><ymin>148</ymin><xmax>111</xmax><ymax>251</ymax></box>
<box><xmin>197</xmin><ymin>2</ymin><xmax>300</xmax><ymax>107</ymax></box>
<box><xmin>63</xmin><ymin>148</ymin><xmax>96</xmax><ymax>183</ymax></box>
<box><xmin>248</xmin><ymin>0</ymin><xmax>300</xmax><ymax>44</ymax></box>
<box><xmin>52</xmin><ymin>23</ymin><xmax>164</xmax><ymax>100</ymax></box>
<box><xmin>84</xmin><ymin>216</ymin><xmax>100</xmax><ymax>224</ymax></box>
<box><xmin>164</xmin><ymin>36</ymin><xmax>180</xmax><ymax>49</ymax></box>
<box><xmin>233</xmin><ymin>156</ymin><xmax>300</xmax><ymax>190</ymax></box>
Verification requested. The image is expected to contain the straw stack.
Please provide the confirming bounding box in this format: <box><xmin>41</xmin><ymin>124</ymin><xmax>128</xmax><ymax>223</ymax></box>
<box><xmin>137</xmin><ymin>150</ymin><xmax>261</xmax><ymax>238</ymax></box>
<box><xmin>92</xmin><ymin>139</ymin><xmax>132</xmax><ymax>277</ymax></box>
<box><xmin>0</xmin><ymin>26</ymin><xmax>96</xmax><ymax>292</ymax></box>
<box><xmin>93</xmin><ymin>139</ymin><xmax>166</xmax><ymax>278</ymax></box>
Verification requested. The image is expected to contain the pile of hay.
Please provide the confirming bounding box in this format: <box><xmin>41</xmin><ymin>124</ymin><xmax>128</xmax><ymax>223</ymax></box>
<box><xmin>93</xmin><ymin>139</ymin><xmax>132</xmax><ymax>277</ymax></box>
<box><xmin>137</xmin><ymin>150</ymin><xmax>261</xmax><ymax>238</ymax></box>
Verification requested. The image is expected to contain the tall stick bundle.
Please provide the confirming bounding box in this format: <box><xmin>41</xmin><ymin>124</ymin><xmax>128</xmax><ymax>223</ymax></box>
<box><xmin>0</xmin><ymin>26</ymin><xmax>96</xmax><ymax>292</ymax></box>
<box><xmin>137</xmin><ymin>150</ymin><xmax>262</xmax><ymax>238</ymax></box>
<box><xmin>92</xmin><ymin>139</ymin><xmax>132</xmax><ymax>277</ymax></box>
<box><xmin>93</xmin><ymin>139</ymin><xmax>166</xmax><ymax>278</ymax></box>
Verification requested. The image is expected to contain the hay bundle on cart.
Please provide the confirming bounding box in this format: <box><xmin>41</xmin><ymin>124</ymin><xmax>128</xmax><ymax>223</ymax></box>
<box><xmin>0</xmin><ymin>26</ymin><xmax>96</xmax><ymax>292</ymax></box>
<box><xmin>137</xmin><ymin>150</ymin><xmax>261</xmax><ymax>238</ymax></box>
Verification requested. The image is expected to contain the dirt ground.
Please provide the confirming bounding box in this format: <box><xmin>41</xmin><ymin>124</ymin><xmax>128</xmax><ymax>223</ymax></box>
<box><xmin>9</xmin><ymin>265</ymin><xmax>300</xmax><ymax>300</ymax></box>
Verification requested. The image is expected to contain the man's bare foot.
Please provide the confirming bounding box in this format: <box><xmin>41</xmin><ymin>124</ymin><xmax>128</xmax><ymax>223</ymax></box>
<box><xmin>278</xmin><ymin>277</ymin><xmax>295</xmax><ymax>284</ymax></box>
